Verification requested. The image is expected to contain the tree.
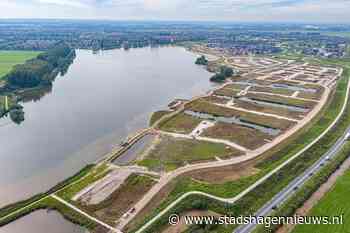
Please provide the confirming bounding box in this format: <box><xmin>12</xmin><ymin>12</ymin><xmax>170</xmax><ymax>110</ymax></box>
<box><xmin>9</xmin><ymin>108</ymin><xmax>24</xmax><ymax>124</ymax></box>
<box><xmin>210</xmin><ymin>73</ymin><xmax>226</xmax><ymax>82</ymax></box>
<box><xmin>5</xmin><ymin>43</ymin><xmax>75</xmax><ymax>89</ymax></box>
<box><xmin>195</xmin><ymin>55</ymin><xmax>208</xmax><ymax>65</ymax></box>
<box><xmin>220</xmin><ymin>66</ymin><xmax>234</xmax><ymax>77</ymax></box>
<box><xmin>210</xmin><ymin>66</ymin><xmax>235</xmax><ymax>83</ymax></box>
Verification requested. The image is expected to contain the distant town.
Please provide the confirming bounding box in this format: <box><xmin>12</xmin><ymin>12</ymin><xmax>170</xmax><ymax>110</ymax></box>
<box><xmin>0</xmin><ymin>20</ymin><xmax>349</xmax><ymax>58</ymax></box>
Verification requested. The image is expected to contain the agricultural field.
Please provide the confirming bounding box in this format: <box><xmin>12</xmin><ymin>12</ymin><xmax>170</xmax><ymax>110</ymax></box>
<box><xmin>0</xmin><ymin>51</ymin><xmax>40</xmax><ymax>79</ymax></box>
<box><xmin>292</xmin><ymin>169</ymin><xmax>350</xmax><ymax>233</ymax></box>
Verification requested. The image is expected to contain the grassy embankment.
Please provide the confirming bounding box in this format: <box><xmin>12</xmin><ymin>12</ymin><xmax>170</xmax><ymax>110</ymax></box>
<box><xmin>184</xmin><ymin>98</ymin><xmax>294</xmax><ymax>130</ymax></box>
<box><xmin>201</xmin><ymin>122</ymin><xmax>274</xmax><ymax>150</ymax></box>
<box><xmin>213</xmin><ymin>87</ymin><xmax>240</xmax><ymax>98</ymax></box>
<box><xmin>138</xmin><ymin>136</ymin><xmax>243</xmax><ymax>171</ymax></box>
<box><xmin>291</xmin><ymin>159</ymin><xmax>350</xmax><ymax>233</ymax></box>
<box><xmin>125</xmin><ymin>60</ymin><xmax>350</xmax><ymax>233</ymax></box>
<box><xmin>249</xmin><ymin>86</ymin><xmax>295</xmax><ymax>96</ymax></box>
<box><xmin>150</xmin><ymin>110</ymin><xmax>172</xmax><ymax>126</ymax></box>
<box><xmin>0</xmin><ymin>164</ymin><xmax>106</xmax><ymax>231</ymax></box>
<box><xmin>254</xmin><ymin>142</ymin><xmax>350</xmax><ymax>233</ymax></box>
<box><xmin>159</xmin><ymin>112</ymin><xmax>202</xmax><ymax>134</ymax></box>
<box><xmin>245</xmin><ymin>92</ymin><xmax>316</xmax><ymax>109</ymax></box>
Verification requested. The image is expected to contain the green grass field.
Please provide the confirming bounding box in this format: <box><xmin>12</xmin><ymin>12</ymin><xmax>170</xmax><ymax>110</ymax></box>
<box><xmin>0</xmin><ymin>51</ymin><xmax>40</xmax><ymax>79</ymax></box>
<box><xmin>138</xmin><ymin>136</ymin><xmax>243</xmax><ymax>171</ymax></box>
<box><xmin>292</xmin><ymin>169</ymin><xmax>350</xmax><ymax>233</ymax></box>
<box><xmin>159</xmin><ymin>112</ymin><xmax>202</xmax><ymax>134</ymax></box>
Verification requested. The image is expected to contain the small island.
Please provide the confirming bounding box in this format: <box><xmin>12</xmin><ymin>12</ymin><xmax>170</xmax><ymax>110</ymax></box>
<box><xmin>195</xmin><ymin>55</ymin><xmax>208</xmax><ymax>65</ymax></box>
<box><xmin>210</xmin><ymin>65</ymin><xmax>234</xmax><ymax>82</ymax></box>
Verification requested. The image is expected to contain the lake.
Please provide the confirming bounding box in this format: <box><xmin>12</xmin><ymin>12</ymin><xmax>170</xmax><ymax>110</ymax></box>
<box><xmin>0</xmin><ymin>210</ymin><xmax>88</xmax><ymax>233</ymax></box>
<box><xmin>0</xmin><ymin>46</ymin><xmax>213</xmax><ymax>207</ymax></box>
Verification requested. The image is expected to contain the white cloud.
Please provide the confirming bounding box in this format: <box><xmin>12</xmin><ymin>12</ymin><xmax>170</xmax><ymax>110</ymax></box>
<box><xmin>0</xmin><ymin>0</ymin><xmax>349</xmax><ymax>22</ymax></box>
<box><xmin>35</xmin><ymin>0</ymin><xmax>91</xmax><ymax>8</ymax></box>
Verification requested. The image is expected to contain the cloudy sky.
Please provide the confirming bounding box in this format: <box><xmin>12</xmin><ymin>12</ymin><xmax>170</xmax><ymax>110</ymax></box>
<box><xmin>0</xmin><ymin>0</ymin><xmax>349</xmax><ymax>23</ymax></box>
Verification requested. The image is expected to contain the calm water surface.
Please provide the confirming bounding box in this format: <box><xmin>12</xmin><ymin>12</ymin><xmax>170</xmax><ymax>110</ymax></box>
<box><xmin>0</xmin><ymin>46</ymin><xmax>213</xmax><ymax>207</ymax></box>
<box><xmin>0</xmin><ymin>210</ymin><xmax>88</xmax><ymax>233</ymax></box>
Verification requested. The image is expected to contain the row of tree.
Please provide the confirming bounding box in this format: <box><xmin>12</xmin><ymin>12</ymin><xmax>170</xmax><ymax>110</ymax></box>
<box><xmin>5</xmin><ymin>43</ymin><xmax>76</xmax><ymax>89</ymax></box>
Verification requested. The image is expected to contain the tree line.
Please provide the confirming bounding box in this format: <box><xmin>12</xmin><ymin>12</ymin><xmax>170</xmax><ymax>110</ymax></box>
<box><xmin>4</xmin><ymin>43</ymin><xmax>76</xmax><ymax>89</ymax></box>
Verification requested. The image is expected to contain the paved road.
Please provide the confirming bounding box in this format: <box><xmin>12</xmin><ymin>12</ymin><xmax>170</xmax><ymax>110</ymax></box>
<box><xmin>234</xmin><ymin>126</ymin><xmax>350</xmax><ymax>233</ymax></box>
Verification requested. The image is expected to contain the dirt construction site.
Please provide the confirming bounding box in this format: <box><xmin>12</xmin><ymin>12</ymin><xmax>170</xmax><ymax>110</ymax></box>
<box><xmin>53</xmin><ymin>44</ymin><xmax>343</xmax><ymax>233</ymax></box>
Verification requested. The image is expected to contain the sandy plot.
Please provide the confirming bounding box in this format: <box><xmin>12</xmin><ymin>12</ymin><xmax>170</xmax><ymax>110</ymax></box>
<box><xmin>73</xmin><ymin>168</ymin><xmax>132</xmax><ymax>205</ymax></box>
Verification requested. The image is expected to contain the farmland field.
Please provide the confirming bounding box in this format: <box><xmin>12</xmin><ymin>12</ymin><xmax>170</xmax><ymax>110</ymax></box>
<box><xmin>293</xmin><ymin>169</ymin><xmax>350</xmax><ymax>233</ymax></box>
<box><xmin>0</xmin><ymin>51</ymin><xmax>40</xmax><ymax>79</ymax></box>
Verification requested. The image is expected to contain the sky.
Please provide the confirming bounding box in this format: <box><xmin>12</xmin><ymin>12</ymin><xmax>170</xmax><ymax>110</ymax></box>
<box><xmin>0</xmin><ymin>0</ymin><xmax>349</xmax><ymax>23</ymax></box>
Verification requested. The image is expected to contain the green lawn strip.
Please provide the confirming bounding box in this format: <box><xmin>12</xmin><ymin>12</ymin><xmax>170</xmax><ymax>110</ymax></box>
<box><xmin>138</xmin><ymin>136</ymin><xmax>242</xmax><ymax>171</ymax></box>
<box><xmin>202</xmin><ymin>95</ymin><xmax>230</xmax><ymax>105</ymax></box>
<box><xmin>0</xmin><ymin>196</ymin><xmax>97</xmax><ymax>230</ymax></box>
<box><xmin>201</xmin><ymin>122</ymin><xmax>273</xmax><ymax>150</ymax></box>
<box><xmin>150</xmin><ymin>110</ymin><xmax>172</xmax><ymax>126</ymax></box>
<box><xmin>185</xmin><ymin>98</ymin><xmax>294</xmax><ymax>130</ymax></box>
<box><xmin>254</xmin><ymin>142</ymin><xmax>350</xmax><ymax>233</ymax></box>
<box><xmin>159</xmin><ymin>112</ymin><xmax>202</xmax><ymax>134</ymax></box>
<box><xmin>249</xmin><ymin>86</ymin><xmax>294</xmax><ymax>96</ymax></box>
<box><xmin>126</xmin><ymin>173</ymin><xmax>263</xmax><ymax>233</ymax></box>
<box><xmin>245</xmin><ymin>92</ymin><xmax>316</xmax><ymax>108</ymax></box>
<box><xmin>0</xmin><ymin>165</ymin><xmax>94</xmax><ymax>226</ymax></box>
<box><xmin>0</xmin><ymin>51</ymin><xmax>41</xmax><ymax>79</ymax></box>
<box><xmin>56</xmin><ymin>163</ymin><xmax>111</xmax><ymax>201</ymax></box>
<box><xmin>213</xmin><ymin>87</ymin><xmax>240</xmax><ymax>97</ymax></box>
<box><xmin>127</xmin><ymin>63</ymin><xmax>349</xmax><ymax>233</ymax></box>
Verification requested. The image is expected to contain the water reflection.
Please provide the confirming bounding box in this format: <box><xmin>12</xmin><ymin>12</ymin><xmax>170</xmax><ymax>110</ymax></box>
<box><xmin>0</xmin><ymin>210</ymin><xmax>88</xmax><ymax>233</ymax></box>
<box><xmin>18</xmin><ymin>85</ymin><xmax>53</xmax><ymax>103</ymax></box>
<box><xmin>0</xmin><ymin>46</ymin><xmax>214</xmax><ymax>206</ymax></box>
<box><xmin>113</xmin><ymin>134</ymin><xmax>156</xmax><ymax>165</ymax></box>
